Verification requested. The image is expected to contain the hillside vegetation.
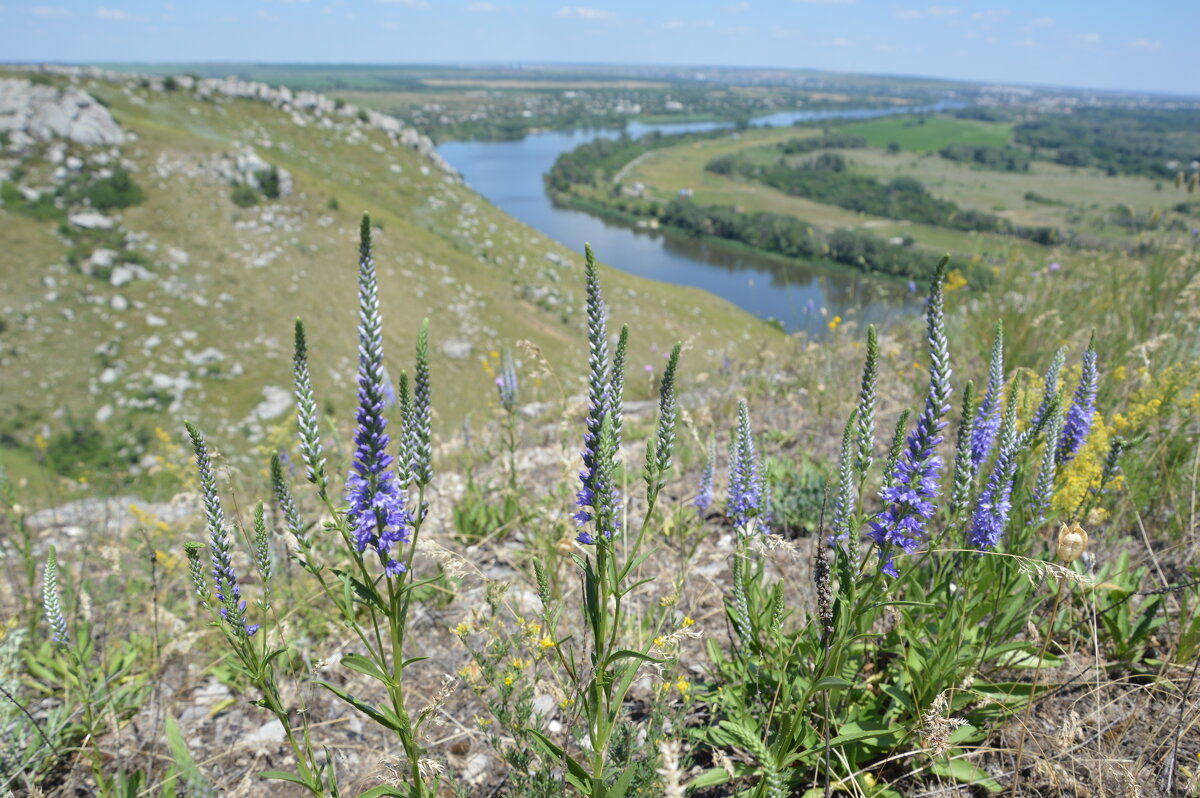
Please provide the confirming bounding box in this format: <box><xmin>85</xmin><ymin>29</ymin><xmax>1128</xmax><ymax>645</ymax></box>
<box><xmin>0</xmin><ymin>67</ymin><xmax>775</xmax><ymax>493</ymax></box>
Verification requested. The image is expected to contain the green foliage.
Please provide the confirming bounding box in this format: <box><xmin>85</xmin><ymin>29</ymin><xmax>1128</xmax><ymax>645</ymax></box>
<box><xmin>255</xmin><ymin>166</ymin><xmax>282</xmax><ymax>199</ymax></box>
<box><xmin>1</xmin><ymin>182</ymin><xmax>67</xmax><ymax>222</ymax></box>
<box><xmin>938</xmin><ymin>143</ymin><xmax>1030</xmax><ymax>172</ymax></box>
<box><xmin>231</xmin><ymin>183</ymin><xmax>260</xmax><ymax>207</ymax></box>
<box><xmin>82</xmin><ymin>168</ymin><xmax>145</xmax><ymax>211</ymax></box>
<box><xmin>1014</xmin><ymin>107</ymin><xmax>1200</xmax><ymax>178</ymax></box>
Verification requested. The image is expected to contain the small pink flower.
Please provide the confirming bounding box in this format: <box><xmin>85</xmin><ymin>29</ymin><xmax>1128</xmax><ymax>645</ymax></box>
<box><xmin>644</xmin><ymin>364</ymin><xmax>654</xmax><ymax>373</ymax></box>
<box><xmin>1048</xmin><ymin>262</ymin><xmax>1061</xmax><ymax>271</ymax></box>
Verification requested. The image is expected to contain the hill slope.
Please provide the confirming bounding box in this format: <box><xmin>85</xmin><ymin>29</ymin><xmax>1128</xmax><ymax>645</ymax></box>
<box><xmin>0</xmin><ymin>66</ymin><xmax>775</xmax><ymax>485</ymax></box>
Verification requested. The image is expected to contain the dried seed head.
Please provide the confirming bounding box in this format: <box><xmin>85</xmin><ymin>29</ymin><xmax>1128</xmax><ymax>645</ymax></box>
<box><xmin>1056</xmin><ymin>522</ymin><xmax>1088</xmax><ymax>563</ymax></box>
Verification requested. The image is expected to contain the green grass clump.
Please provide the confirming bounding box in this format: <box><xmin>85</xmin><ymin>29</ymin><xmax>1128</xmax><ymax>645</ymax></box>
<box><xmin>230</xmin><ymin>183</ymin><xmax>260</xmax><ymax>207</ymax></box>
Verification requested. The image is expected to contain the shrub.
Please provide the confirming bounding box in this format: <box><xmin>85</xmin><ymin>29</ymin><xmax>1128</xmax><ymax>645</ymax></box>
<box><xmin>230</xmin><ymin>183</ymin><xmax>260</xmax><ymax>208</ymax></box>
<box><xmin>254</xmin><ymin>166</ymin><xmax>281</xmax><ymax>200</ymax></box>
<box><xmin>83</xmin><ymin>168</ymin><xmax>145</xmax><ymax>210</ymax></box>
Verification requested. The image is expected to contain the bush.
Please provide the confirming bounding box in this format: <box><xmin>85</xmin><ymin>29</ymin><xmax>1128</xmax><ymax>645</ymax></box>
<box><xmin>83</xmin><ymin>168</ymin><xmax>145</xmax><ymax>211</ymax></box>
<box><xmin>230</xmin><ymin>184</ymin><xmax>260</xmax><ymax>208</ymax></box>
<box><xmin>254</xmin><ymin>167</ymin><xmax>281</xmax><ymax>200</ymax></box>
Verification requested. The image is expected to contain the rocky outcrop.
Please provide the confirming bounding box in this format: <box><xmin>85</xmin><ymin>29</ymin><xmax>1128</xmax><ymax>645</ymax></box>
<box><xmin>15</xmin><ymin>64</ymin><xmax>457</xmax><ymax>177</ymax></box>
<box><xmin>0</xmin><ymin>78</ymin><xmax>126</xmax><ymax>148</ymax></box>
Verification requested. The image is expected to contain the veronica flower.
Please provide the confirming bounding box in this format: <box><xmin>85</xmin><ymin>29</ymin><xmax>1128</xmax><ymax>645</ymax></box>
<box><xmin>410</xmin><ymin>319</ymin><xmax>433</xmax><ymax>489</ymax></box>
<box><xmin>252</xmin><ymin>502</ymin><xmax>272</xmax><ymax>611</ymax></box>
<box><xmin>1057</xmin><ymin>336</ymin><xmax>1098</xmax><ymax>465</ymax></box>
<box><xmin>970</xmin><ymin>323</ymin><xmax>1003</xmax><ymax>469</ymax></box>
<box><xmin>574</xmin><ymin>244</ymin><xmax>614</xmax><ymax>530</ymax></box>
<box><xmin>695</xmin><ymin>437</ymin><xmax>715</xmax><ymax>517</ymax></box>
<box><xmin>184</xmin><ymin>541</ymin><xmax>210</xmax><ymax>609</ymax></box>
<box><xmin>270</xmin><ymin>452</ymin><xmax>306</xmax><ymax>549</ymax></box>
<box><xmin>1022</xmin><ymin>346</ymin><xmax>1067</xmax><ymax>446</ymax></box>
<box><xmin>830</xmin><ymin>410</ymin><xmax>856</xmax><ymax>542</ymax></box>
<box><xmin>292</xmin><ymin>319</ymin><xmax>327</xmax><ymax>496</ymax></box>
<box><xmin>577</xmin><ymin>413</ymin><xmax>620</xmax><ymax>545</ymax></box>
<box><xmin>396</xmin><ymin>370</ymin><xmax>413</xmax><ymax>487</ymax></box>
<box><xmin>42</xmin><ymin>546</ymin><xmax>68</xmax><ymax>644</ymax></box>
<box><xmin>345</xmin><ymin>214</ymin><xmax>411</xmax><ymax>577</ymax></box>
<box><xmin>186</xmin><ymin>421</ymin><xmax>257</xmax><ymax>636</ymax></box>
<box><xmin>609</xmin><ymin>325</ymin><xmax>628</xmax><ymax>450</ymax></box>
<box><xmin>1028</xmin><ymin>405</ymin><xmax>1065</xmax><ymax>527</ymax></box>
<box><xmin>726</xmin><ymin>399</ymin><xmax>761</xmax><ymax>531</ymax></box>
<box><xmin>968</xmin><ymin>376</ymin><xmax>1023</xmax><ymax>550</ymax></box>
<box><xmin>855</xmin><ymin>325</ymin><xmax>878</xmax><ymax>477</ymax></box>
<box><xmin>650</xmin><ymin>344</ymin><xmax>681</xmax><ymax>478</ymax></box>
<box><xmin>869</xmin><ymin>259</ymin><xmax>952</xmax><ymax>576</ymax></box>
<box><xmin>495</xmin><ymin>346</ymin><xmax>519</xmax><ymax>413</ymax></box>
<box><xmin>948</xmin><ymin>381</ymin><xmax>977</xmax><ymax>520</ymax></box>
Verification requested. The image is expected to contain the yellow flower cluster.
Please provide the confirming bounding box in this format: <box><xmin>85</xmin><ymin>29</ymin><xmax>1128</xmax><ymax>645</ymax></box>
<box><xmin>1052</xmin><ymin>416</ymin><xmax>1122</xmax><ymax>521</ymax></box>
<box><xmin>1111</xmin><ymin>363</ymin><xmax>1200</xmax><ymax>434</ymax></box>
<box><xmin>944</xmin><ymin>269</ymin><xmax>968</xmax><ymax>292</ymax></box>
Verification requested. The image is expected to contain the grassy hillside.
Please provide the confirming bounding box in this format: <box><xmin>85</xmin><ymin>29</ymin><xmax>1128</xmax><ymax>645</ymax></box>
<box><xmin>0</xmin><ymin>68</ymin><xmax>778</xmax><ymax>493</ymax></box>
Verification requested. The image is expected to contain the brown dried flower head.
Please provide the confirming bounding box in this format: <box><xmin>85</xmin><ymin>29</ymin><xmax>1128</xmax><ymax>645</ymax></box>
<box><xmin>1056</xmin><ymin>522</ymin><xmax>1088</xmax><ymax>563</ymax></box>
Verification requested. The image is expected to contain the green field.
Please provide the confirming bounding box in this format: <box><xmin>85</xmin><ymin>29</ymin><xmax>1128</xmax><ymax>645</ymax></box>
<box><xmin>608</xmin><ymin>115</ymin><xmax>1182</xmax><ymax>255</ymax></box>
<box><xmin>838</xmin><ymin>115</ymin><xmax>1013</xmax><ymax>151</ymax></box>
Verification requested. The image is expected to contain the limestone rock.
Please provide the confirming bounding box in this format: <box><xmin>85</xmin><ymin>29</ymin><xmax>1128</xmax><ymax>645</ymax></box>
<box><xmin>0</xmin><ymin>79</ymin><xmax>126</xmax><ymax>147</ymax></box>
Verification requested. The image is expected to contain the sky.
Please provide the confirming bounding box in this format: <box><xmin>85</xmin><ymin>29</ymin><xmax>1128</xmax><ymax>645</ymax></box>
<box><xmin>2</xmin><ymin>1</ymin><xmax>1197</xmax><ymax>96</ymax></box>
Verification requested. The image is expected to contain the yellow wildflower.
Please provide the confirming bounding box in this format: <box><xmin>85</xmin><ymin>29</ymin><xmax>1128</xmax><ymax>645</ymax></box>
<box><xmin>504</xmin><ymin>676</ymin><xmax>514</xmax><ymax>686</ymax></box>
<box><xmin>654</xmin><ymin>636</ymin><xmax>666</xmax><ymax>647</ymax></box>
<box><xmin>539</xmin><ymin>636</ymin><xmax>555</xmax><ymax>649</ymax></box>
<box><xmin>676</xmin><ymin>676</ymin><xmax>690</xmax><ymax>695</ymax></box>
<box><xmin>944</xmin><ymin>269</ymin><xmax>968</xmax><ymax>292</ymax></box>
<box><xmin>828</xmin><ymin>315</ymin><xmax>842</xmax><ymax>331</ymax></box>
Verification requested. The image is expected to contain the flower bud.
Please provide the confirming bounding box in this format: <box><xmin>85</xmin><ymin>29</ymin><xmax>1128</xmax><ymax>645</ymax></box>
<box><xmin>1056</xmin><ymin>522</ymin><xmax>1088</xmax><ymax>563</ymax></box>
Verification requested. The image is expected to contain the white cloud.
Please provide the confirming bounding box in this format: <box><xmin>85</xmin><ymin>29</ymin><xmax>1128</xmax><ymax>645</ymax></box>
<box><xmin>831</xmin><ymin>36</ymin><xmax>852</xmax><ymax>46</ymax></box>
<box><xmin>1076</xmin><ymin>32</ymin><xmax>1100</xmax><ymax>43</ymax></box>
<box><xmin>1022</xmin><ymin>15</ymin><xmax>1053</xmax><ymax>31</ymax></box>
<box><xmin>1128</xmin><ymin>38</ymin><xmax>1162</xmax><ymax>51</ymax></box>
<box><xmin>725</xmin><ymin>0</ymin><xmax>750</xmax><ymax>10</ymax></box>
<box><xmin>467</xmin><ymin>1</ymin><xmax>496</xmax><ymax>10</ymax></box>
<box><xmin>555</xmin><ymin>6</ymin><xmax>612</xmax><ymax>19</ymax></box>
<box><xmin>97</xmin><ymin>7</ymin><xmax>145</xmax><ymax>21</ymax></box>
<box><xmin>552</xmin><ymin>6</ymin><xmax>609</xmax><ymax>19</ymax></box>
<box><xmin>894</xmin><ymin>6</ymin><xmax>958</xmax><ymax>20</ymax></box>
<box><xmin>661</xmin><ymin>18</ymin><xmax>685</xmax><ymax>29</ymax></box>
<box><xmin>32</xmin><ymin>5</ymin><xmax>71</xmax><ymax>16</ymax></box>
<box><xmin>723</xmin><ymin>24</ymin><xmax>753</xmax><ymax>35</ymax></box>
<box><xmin>970</xmin><ymin>8</ymin><xmax>1009</xmax><ymax>23</ymax></box>
<box><xmin>794</xmin><ymin>0</ymin><xmax>855</xmax><ymax>5</ymax></box>
<box><xmin>378</xmin><ymin>0</ymin><xmax>429</xmax><ymax>6</ymax></box>
<box><xmin>1014</xmin><ymin>37</ymin><xmax>1036</xmax><ymax>48</ymax></box>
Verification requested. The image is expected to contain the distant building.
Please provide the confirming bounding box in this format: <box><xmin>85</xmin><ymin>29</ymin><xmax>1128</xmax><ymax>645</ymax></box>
<box><xmin>678</xmin><ymin>187</ymin><xmax>693</xmax><ymax>199</ymax></box>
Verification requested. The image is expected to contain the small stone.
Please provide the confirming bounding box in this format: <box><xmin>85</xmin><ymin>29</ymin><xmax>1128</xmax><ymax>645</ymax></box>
<box><xmin>110</xmin><ymin>295</ymin><xmax>128</xmax><ymax>311</ymax></box>
<box><xmin>69</xmin><ymin>212</ymin><xmax>113</xmax><ymax>230</ymax></box>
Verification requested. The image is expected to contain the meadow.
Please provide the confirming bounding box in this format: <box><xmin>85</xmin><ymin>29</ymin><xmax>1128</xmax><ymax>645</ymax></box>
<box><xmin>2</xmin><ymin>67</ymin><xmax>1200</xmax><ymax>798</ymax></box>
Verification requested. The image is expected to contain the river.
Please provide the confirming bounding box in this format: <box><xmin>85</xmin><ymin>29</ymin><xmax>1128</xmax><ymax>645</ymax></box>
<box><xmin>437</xmin><ymin>102</ymin><xmax>961</xmax><ymax>335</ymax></box>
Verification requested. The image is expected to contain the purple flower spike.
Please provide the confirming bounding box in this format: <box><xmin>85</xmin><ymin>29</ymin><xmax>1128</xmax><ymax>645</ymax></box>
<box><xmin>869</xmin><ymin>259</ymin><xmax>953</xmax><ymax>576</ymax></box>
<box><xmin>971</xmin><ymin>323</ymin><xmax>1004</xmax><ymax>470</ymax></box>
<box><xmin>345</xmin><ymin>214</ymin><xmax>411</xmax><ymax>576</ymax></box>
<box><xmin>1057</xmin><ymin>336</ymin><xmax>1098</xmax><ymax>465</ymax></box>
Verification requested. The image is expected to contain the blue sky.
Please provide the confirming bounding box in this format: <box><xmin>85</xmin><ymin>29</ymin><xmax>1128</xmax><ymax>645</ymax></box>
<box><xmin>3</xmin><ymin>1</ymin><xmax>1196</xmax><ymax>95</ymax></box>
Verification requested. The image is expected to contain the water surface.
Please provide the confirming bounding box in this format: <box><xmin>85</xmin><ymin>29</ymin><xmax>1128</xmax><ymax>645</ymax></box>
<box><xmin>438</xmin><ymin>102</ymin><xmax>960</xmax><ymax>334</ymax></box>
